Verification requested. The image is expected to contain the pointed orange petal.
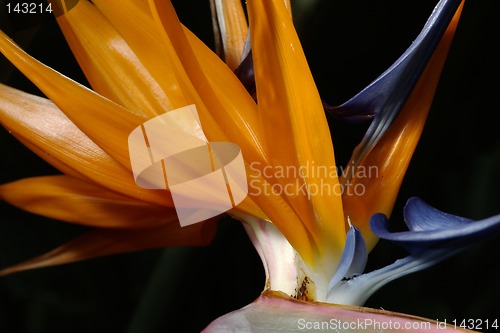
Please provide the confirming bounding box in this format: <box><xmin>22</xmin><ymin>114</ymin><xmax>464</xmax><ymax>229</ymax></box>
<box><xmin>0</xmin><ymin>218</ymin><xmax>218</xmax><ymax>277</ymax></box>
<box><xmin>0</xmin><ymin>36</ymin><xmax>268</xmax><ymax>221</ymax></box>
<box><xmin>0</xmin><ymin>29</ymin><xmax>144</xmax><ymax>169</ymax></box>
<box><xmin>179</xmin><ymin>30</ymin><xmax>297</xmax><ymax>227</ymax></box>
<box><xmin>283</xmin><ymin>0</ymin><xmax>292</xmax><ymax>17</ymax></box>
<box><xmin>149</xmin><ymin>0</ymin><xmax>266</xmax><ymax>165</ymax></box>
<box><xmin>58</xmin><ymin>1</ymin><xmax>266</xmax><ymax>218</ymax></box>
<box><xmin>54</xmin><ymin>1</ymin><xmax>175</xmax><ymax>118</ymax></box>
<box><xmin>0</xmin><ymin>175</ymin><xmax>176</xmax><ymax>228</ymax></box>
<box><xmin>89</xmin><ymin>0</ymin><xmax>188</xmax><ymax>113</ymax></box>
<box><xmin>182</xmin><ymin>27</ymin><xmax>265</xmax><ymax>162</ymax></box>
<box><xmin>247</xmin><ymin>0</ymin><xmax>345</xmax><ymax>266</ymax></box>
<box><xmin>177</xmin><ymin>33</ymin><xmax>315</xmax><ymax>252</ymax></box>
<box><xmin>147</xmin><ymin>0</ymin><xmax>313</xmax><ymax>231</ymax></box>
<box><xmin>0</xmin><ymin>84</ymin><xmax>172</xmax><ymax>206</ymax></box>
<box><xmin>343</xmin><ymin>1</ymin><xmax>464</xmax><ymax>250</ymax></box>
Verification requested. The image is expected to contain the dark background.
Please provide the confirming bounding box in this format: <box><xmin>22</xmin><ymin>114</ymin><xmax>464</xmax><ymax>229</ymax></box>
<box><xmin>1</xmin><ymin>0</ymin><xmax>499</xmax><ymax>332</ymax></box>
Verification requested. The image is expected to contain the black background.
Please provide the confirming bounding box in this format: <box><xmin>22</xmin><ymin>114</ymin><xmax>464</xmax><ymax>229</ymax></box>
<box><xmin>1</xmin><ymin>1</ymin><xmax>499</xmax><ymax>332</ymax></box>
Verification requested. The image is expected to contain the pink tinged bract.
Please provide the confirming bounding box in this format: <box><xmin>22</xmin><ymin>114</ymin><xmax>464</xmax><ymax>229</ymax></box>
<box><xmin>203</xmin><ymin>292</ymin><xmax>475</xmax><ymax>332</ymax></box>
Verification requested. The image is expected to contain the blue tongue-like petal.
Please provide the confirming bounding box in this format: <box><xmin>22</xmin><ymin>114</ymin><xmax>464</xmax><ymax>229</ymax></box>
<box><xmin>371</xmin><ymin>197</ymin><xmax>500</xmax><ymax>255</ymax></box>
<box><xmin>403</xmin><ymin>196</ymin><xmax>472</xmax><ymax>231</ymax></box>
<box><xmin>327</xmin><ymin>246</ymin><xmax>461</xmax><ymax>306</ymax></box>
<box><xmin>327</xmin><ymin>224</ymin><xmax>367</xmax><ymax>295</ymax></box>
<box><xmin>327</xmin><ymin>198</ymin><xmax>500</xmax><ymax>306</ymax></box>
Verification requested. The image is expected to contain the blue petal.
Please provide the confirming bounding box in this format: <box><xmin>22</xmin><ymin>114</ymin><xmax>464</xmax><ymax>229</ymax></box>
<box><xmin>323</xmin><ymin>101</ymin><xmax>375</xmax><ymax>124</ymax></box>
<box><xmin>332</xmin><ymin>0</ymin><xmax>462</xmax><ymax>167</ymax></box>
<box><xmin>328</xmin><ymin>198</ymin><xmax>500</xmax><ymax>305</ymax></box>
<box><xmin>234</xmin><ymin>51</ymin><xmax>256</xmax><ymax>99</ymax></box>
<box><xmin>327</xmin><ymin>248</ymin><xmax>461</xmax><ymax>306</ymax></box>
<box><xmin>370</xmin><ymin>197</ymin><xmax>500</xmax><ymax>255</ymax></box>
<box><xmin>404</xmin><ymin>196</ymin><xmax>471</xmax><ymax>231</ymax></box>
<box><xmin>327</xmin><ymin>225</ymin><xmax>367</xmax><ymax>295</ymax></box>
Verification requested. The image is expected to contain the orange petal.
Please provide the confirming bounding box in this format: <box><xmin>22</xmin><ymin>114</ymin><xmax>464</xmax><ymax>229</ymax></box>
<box><xmin>213</xmin><ymin>0</ymin><xmax>249</xmax><ymax>70</ymax></box>
<box><xmin>283</xmin><ymin>0</ymin><xmax>292</xmax><ymax>17</ymax></box>
<box><xmin>179</xmin><ymin>32</ymin><xmax>314</xmax><ymax>249</ymax></box>
<box><xmin>247</xmin><ymin>0</ymin><xmax>345</xmax><ymax>267</ymax></box>
<box><xmin>54</xmin><ymin>1</ymin><xmax>175</xmax><ymax>118</ymax></box>
<box><xmin>0</xmin><ymin>84</ymin><xmax>172</xmax><ymax>206</ymax></box>
<box><xmin>0</xmin><ymin>175</ymin><xmax>176</xmax><ymax>228</ymax></box>
<box><xmin>89</xmin><ymin>0</ymin><xmax>188</xmax><ymax>113</ymax></box>
<box><xmin>181</xmin><ymin>30</ymin><xmax>295</xmax><ymax>226</ymax></box>
<box><xmin>342</xmin><ymin>1</ymin><xmax>464</xmax><ymax>250</ymax></box>
<box><xmin>182</xmin><ymin>27</ymin><xmax>265</xmax><ymax>162</ymax></box>
<box><xmin>147</xmin><ymin>0</ymin><xmax>313</xmax><ymax>230</ymax></box>
<box><xmin>0</xmin><ymin>29</ymin><xmax>145</xmax><ymax>169</ymax></box>
<box><xmin>149</xmin><ymin>0</ymin><xmax>266</xmax><ymax>165</ymax></box>
<box><xmin>0</xmin><ymin>217</ymin><xmax>218</xmax><ymax>277</ymax></box>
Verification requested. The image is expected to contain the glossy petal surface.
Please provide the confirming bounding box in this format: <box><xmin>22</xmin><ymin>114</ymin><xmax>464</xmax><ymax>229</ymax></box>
<box><xmin>0</xmin><ymin>83</ymin><xmax>171</xmax><ymax>206</ymax></box>
<box><xmin>247</xmin><ymin>0</ymin><xmax>345</xmax><ymax>268</ymax></box>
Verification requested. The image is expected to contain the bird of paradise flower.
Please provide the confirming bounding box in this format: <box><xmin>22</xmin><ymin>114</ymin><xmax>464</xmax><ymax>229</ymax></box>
<box><xmin>0</xmin><ymin>0</ymin><xmax>499</xmax><ymax>332</ymax></box>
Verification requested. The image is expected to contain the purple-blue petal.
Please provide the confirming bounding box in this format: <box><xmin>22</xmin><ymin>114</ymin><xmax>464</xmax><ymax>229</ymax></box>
<box><xmin>327</xmin><ymin>248</ymin><xmax>462</xmax><ymax>305</ymax></box>
<box><xmin>327</xmin><ymin>225</ymin><xmax>367</xmax><ymax>294</ymax></box>
<box><xmin>234</xmin><ymin>51</ymin><xmax>256</xmax><ymax>100</ymax></box>
<box><xmin>370</xmin><ymin>197</ymin><xmax>500</xmax><ymax>255</ymax></box>
<box><xmin>404</xmin><ymin>196</ymin><xmax>472</xmax><ymax>231</ymax></box>
<box><xmin>331</xmin><ymin>199</ymin><xmax>499</xmax><ymax>305</ymax></box>
<box><xmin>323</xmin><ymin>101</ymin><xmax>375</xmax><ymax>124</ymax></box>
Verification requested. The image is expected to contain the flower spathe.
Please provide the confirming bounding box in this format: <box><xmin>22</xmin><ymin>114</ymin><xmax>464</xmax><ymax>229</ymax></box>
<box><xmin>203</xmin><ymin>291</ymin><xmax>470</xmax><ymax>333</ymax></box>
